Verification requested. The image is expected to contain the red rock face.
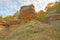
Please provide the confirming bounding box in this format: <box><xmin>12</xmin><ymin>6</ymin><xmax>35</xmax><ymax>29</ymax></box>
<box><xmin>4</xmin><ymin>19</ymin><xmax>20</xmax><ymax>32</ymax></box>
<box><xmin>18</xmin><ymin>4</ymin><xmax>37</xmax><ymax>22</ymax></box>
<box><xmin>0</xmin><ymin>20</ymin><xmax>6</xmax><ymax>31</ymax></box>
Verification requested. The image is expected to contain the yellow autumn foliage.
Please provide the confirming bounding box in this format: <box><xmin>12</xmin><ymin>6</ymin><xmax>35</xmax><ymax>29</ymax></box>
<box><xmin>46</xmin><ymin>3</ymin><xmax>56</xmax><ymax>11</ymax></box>
<box><xmin>38</xmin><ymin>10</ymin><xmax>46</xmax><ymax>22</ymax></box>
<box><xmin>4</xmin><ymin>16</ymin><xmax>12</xmax><ymax>21</ymax></box>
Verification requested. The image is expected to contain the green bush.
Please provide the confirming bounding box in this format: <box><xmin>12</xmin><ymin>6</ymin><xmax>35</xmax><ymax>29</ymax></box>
<box><xmin>38</xmin><ymin>14</ymin><xmax>46</xmax><ymax>22</ymax></box>
<box><xmin>56</xmin><ymin>2</ymin><xmax>60</xmax><ymax>13</ymax></box>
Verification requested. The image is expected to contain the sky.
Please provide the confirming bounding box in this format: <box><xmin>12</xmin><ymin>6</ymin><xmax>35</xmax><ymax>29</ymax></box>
<box><xmin>0</xmin><ymin>0</ymin><xmax>58</xmax><ymax>17</ymax></box>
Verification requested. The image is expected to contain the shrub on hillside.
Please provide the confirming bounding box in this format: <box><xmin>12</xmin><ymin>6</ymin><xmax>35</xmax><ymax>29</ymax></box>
<box><xmin>38</xmin><ymin>10</ymin><xmax>46</xmax><ymax>22</ymax></box>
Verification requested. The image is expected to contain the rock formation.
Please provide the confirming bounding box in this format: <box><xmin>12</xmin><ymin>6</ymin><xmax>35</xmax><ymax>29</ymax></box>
<box><xmin>0</xmin><ymin>20</ymin><xmax>6</xmax><ymax>31</ymax></box>
<box><xmin>5</xmin><ymin>19</ymin><xmax>20</xmax><ymax>32</ymax></box>
<box><xmin>18</xmin><ymin>4</ymin><xmax>37</xmax><ymax>22</ymax></box>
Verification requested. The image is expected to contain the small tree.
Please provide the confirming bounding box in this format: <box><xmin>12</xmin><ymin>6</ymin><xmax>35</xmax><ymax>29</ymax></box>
<box><xmin>38</xmin><ymin>10</ymin><xmax>46</xmax><ymax>22</ymax></box>
<box><xmin>13</xmin><ymin>11</ymin><xmax>18</xmax><ymax>19</ymax></box>
<box><xmin>56</xmin><ymin>2</ymin><xmax>60</xmax><ymax>13</ymax></box>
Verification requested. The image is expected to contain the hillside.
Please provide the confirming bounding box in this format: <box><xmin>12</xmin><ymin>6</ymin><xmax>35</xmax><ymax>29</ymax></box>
<box><xmin>0</xmin><ymin>1</ymin><xmax>60</xmax><ymax>40</ymax></box>
<box><xmin>4</xmin><ymin>20</ymin><xmax>60</xmax><ymax>40</ymax></box>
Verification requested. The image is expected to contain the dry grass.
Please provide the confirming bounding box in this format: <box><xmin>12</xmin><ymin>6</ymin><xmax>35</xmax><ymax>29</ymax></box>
<box><xmin>3</xmin><ymin>20</ymin><xmax>60</xmax><ymax>40</ymax></box>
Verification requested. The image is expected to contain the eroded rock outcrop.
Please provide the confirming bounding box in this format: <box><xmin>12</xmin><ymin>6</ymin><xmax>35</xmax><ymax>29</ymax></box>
<box><xmin>6</xmin><ymin>19</ymin><xmax>20</xmax><ymax>32</ymax></box>
<box><xmin>18</xmin><ymin>4</ymin><xmax>37</xmax><ymax>22</ymax></box>
<box><xmin>45</xmin><ymin>15</ymin><xmax>60</xmax><ymax>27</ymax></box>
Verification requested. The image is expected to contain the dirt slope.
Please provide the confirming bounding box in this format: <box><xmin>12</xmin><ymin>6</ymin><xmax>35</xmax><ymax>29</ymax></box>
<box><xmin>4</xmin><ymin>20</ymin><xmax>60</xmax><ymax>40</ymax></box>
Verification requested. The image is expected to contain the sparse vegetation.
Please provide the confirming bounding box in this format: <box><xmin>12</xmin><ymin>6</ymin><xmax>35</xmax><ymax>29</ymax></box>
<box><xmin>4</xmin><ymin>20</ymin><xmax>60</xmax><ymax>40</ymax></box>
